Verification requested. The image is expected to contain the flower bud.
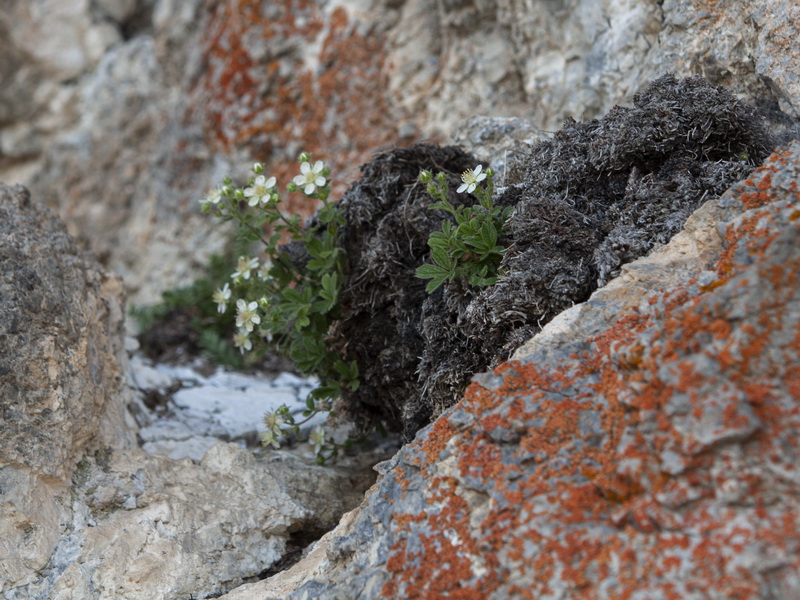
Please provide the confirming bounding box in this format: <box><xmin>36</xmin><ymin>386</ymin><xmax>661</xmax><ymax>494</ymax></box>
<box><xmin>253</xmin><ymin>162</ymin><xmax>264</xmax><ymax>174</ymax></box>
<box><xmin>485</xmin><ymin>167</ymin><xmax>495</xmax><ymax>178</ymax></box>
<box><xmin>436</xmin><ymin>172</ymin><xmax>447</xmax><ymax>183</ymax></box>
<box><xmin>298</xmin><ymin>152</ymin><xmax>310</xmax><ymax>163</ymax></box>
<box><xmin>419</xmin><ymin>170</ymin><xmax>432</xmax><ymax>183</ymax></box>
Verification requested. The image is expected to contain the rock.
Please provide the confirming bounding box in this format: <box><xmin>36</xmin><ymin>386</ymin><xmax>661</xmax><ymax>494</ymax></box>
<box><xmin>2</xmin><ymin>0</ymin><xmax>798</xmax><ymax>307</ymax></box>
<box><xmin>0</xmin><ymin>184</ymin><xmax>397</xmax><ymax>599</ymax></box>
<box><xmin>126</xmin><ymin>353</ymin><xmax>328</xmax><ymax>460</ymax></box>
<box><xmin>0</xmin><ymin>182</ymin><xmax>132</xmax><ymax>592</ymax></box>
<box><xmin>218</xmin><ymin>142</ymin><xmax>800</xmax><ymax>599</ymax></box>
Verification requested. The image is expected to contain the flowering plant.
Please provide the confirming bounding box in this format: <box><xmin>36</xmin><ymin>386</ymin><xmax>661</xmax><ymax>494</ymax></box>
<box><xmin>200</xmin><ymin>153</ymin><xmax>359</xmax><ymax>463</ymax></box>
<box><xmin>416</xmin><ymin>165</ymin><xmax>512</xmax><ymax>292</ymax></box>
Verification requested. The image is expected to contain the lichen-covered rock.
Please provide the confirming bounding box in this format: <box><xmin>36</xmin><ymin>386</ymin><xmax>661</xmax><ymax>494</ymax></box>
<box><xmin>218</xmin><ymin>141</ymin><xmax>800</xmax><ymax>600</ymax></box>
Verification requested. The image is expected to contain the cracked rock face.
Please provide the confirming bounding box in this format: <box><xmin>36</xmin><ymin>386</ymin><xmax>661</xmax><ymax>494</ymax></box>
<box><xmin>220</xmin><ymin>141</ymin><xmax>800</xmax><ymax>600</ymax></box>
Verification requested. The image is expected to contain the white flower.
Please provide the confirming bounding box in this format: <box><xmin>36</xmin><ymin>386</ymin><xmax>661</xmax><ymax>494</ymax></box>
<box><xmin>293</xmin><ymin>160</ymin><xmax>326</xmax><ymax>195</ymax></box>
<box><xmin>309</xmin><ymin>425</ymin><xmax>326</xmax><ymax>456</ymax></box>
<box><xmin>200</xmin><ymin>186</ymin><xmax>223</xmax><ymax>207</ymax></box>
<box><xmin>233</xmin><ymin>330</ymin><xmax>252</xmax><ymax>354</ymax></box>
<box><xmin>232</xmin><ymin>256</ymin><xmax>259</xmax><ymax>280</ymax></box>
<box><xmin>261</xmin><ymin>428</ymin><xmax>281</xmax><ymax>449</ymax></box>
<box><xmin>212</xmin><ymin>283</ymin><xmax>232</xmax><ymax>313</ymax></box>
<box><xmin>257</xmin><ymin>262</ymin><xmax>272</xmax><ymax>281</ymax></box>
<box><xmin>235</xmin><ymin>299</ymin><xmax>261</xmax><ymax>332</ymax></box>
<box><xmin>244</xmin><ymin>174</ymin><xmax>277</xmax><ymax>207</ymax></box>
<box><xmin>457</xmin><ymin>164</ymin><xmax>487</xmax><ymax>194</ymax></box>
<box><xmin>264</xmin><ymin>411</ymin><xmax>285</xmax><ymax>434</ymax></box>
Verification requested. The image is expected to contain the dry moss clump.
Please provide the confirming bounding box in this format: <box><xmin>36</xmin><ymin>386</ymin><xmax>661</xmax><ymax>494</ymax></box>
<box><xmin>326</xmin><ymin>75</ymin><xmax>775</xmax><ymax>439</ymax></box>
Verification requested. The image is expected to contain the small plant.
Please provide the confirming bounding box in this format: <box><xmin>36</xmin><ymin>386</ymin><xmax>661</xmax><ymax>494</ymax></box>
<box><xmin>416</xmin><ymin>165</ymin><xmax>513</xmax><ymax>293</ymax></box>
<box><xmin>130</xmin><ymin>251</ymin><xmax>248</xmax><ymax>369</ymax></box>
<box><xmin>200</xmin><ymin>153</ymin><xmax>359</xmax><ymax>463</ymax></box>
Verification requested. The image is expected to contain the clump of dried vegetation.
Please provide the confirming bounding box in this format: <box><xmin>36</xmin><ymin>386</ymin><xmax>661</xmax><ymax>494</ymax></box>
<box><xmin>327</xmin><ymin>75</ymin><xmax>774</xmax><ymax>439</ymax></box>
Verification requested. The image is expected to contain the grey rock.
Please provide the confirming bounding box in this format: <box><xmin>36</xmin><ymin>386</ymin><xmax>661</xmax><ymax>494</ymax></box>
<box><xmin>0</xmin><ymin>183</ymin><xmax>133</xmax><ymax>593</ymax></box>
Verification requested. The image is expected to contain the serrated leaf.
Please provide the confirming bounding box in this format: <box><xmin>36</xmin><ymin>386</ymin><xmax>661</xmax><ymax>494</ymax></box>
<box><xmin>431</xmin><ymin>246</ymin><xmax>454</xmax><ymax>270</ymax></box>
<box><xmin>425</xmin><ymin>275</ymin><xmax>447</xmax><ymax>293</ymax></box>
<box><xmin>480</xmin><ymin>221</ymin><xmax>497</xmax><ymax>248</ymax></box>
<box><xmin>312</xmin><ymin>298</ymin><xmax>335</xmax><ymax>314</ymax></box>
<box><xmin>416</xmin><ymin>263</ymin><xmax>449</xmax><ymax>279</ymax></box>
<box><xmin>428</xmin><ymin>231</ymin><xmax>450</xmax><ymax>249</ymax></box>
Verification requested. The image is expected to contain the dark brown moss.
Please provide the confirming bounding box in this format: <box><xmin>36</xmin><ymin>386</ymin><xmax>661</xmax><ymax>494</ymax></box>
<box><xmin>324</xmin><ymin>75</ymin><xmax>777</xmax><ymax>439</ymax></box>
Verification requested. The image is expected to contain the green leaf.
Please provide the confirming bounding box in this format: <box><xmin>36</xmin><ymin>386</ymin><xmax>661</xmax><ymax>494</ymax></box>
<box><xmin>416</xmin><ymin>263</ymin><xmax>449</xmax><ymax>279</ymax></box>
<box><xmin>430</xmin><ymin>199</ymin><xmax>456</xmax><ymax>216</ymax></box>
<box><xmin>428</xmin><ymin>231</ymin><xmax>450</xmax><ymax>249</ymax></box>
<box><xmin>480</xmin><ymin>221</ymin><xmax>498</xmax><ymax>248</ymax></box>
<box><xmin>425</xmin><ymin>275</ymin><xmax>448</xmax><ymax>293</ymax></box>
<box><xmin>430</xmin><ymin>247</ymin><xmax>454</xmax><ymax>270</ymax></box>
<box><xmin>306</xmin><ymin>237</ymin><xmax>323</xmax><ymax>258</ymax></box>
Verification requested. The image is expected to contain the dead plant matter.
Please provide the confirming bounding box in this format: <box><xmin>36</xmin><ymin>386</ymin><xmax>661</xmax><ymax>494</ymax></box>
<box><xmin>323</xmin><ymin>75</ymin><xmax>774</xmax><ymax>439</ymax></box>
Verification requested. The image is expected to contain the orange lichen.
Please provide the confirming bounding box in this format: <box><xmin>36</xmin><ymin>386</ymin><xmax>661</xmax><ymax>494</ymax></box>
<box><xmin>421</xmin><ymin>418</ymin><xmax>458</xmax><ymax>465</ymax></box>
<box><xmin>187</xmin><ymin>0</ymin><xmax>415</xmax><ymax>215</ymax></box>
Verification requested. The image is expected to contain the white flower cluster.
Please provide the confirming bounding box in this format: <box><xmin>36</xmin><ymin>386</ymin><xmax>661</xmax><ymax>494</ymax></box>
<box><xmin>261</xmin><ymin>410</ymin><xmax>327</xmax><ymax>458</ymax></box>
<box><xmin>261</xmin><ymin>411</ymin><xmax>285</xmax><ymax>449</ymax></box>
<box><xmin>201</xmin><ymin>153</ymin><xmax>336</xmax><ymax>459</ymax></box>
<box><xmin>209</xmin><ymin>255</ymin><xmax>275</xmax><ymax>353</ymax></box>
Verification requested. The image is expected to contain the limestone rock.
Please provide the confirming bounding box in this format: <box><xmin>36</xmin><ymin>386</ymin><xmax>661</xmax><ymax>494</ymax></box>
<box><xmin>219</xmin><ymin>142</ymin><xmax>800</xmax><ymax>599</ymax></box>
<box><xmin>0</xmin><ymin>182</ymin><xmax>132</xmax><ymax>592</ymax></box>
<box><xmin>14</xmin><ymin>442</ymin><xmax>376</xmax><ymax>600</ymax></box>
<box><xmin>0</xmin><ymin>184</ymin><xmax>131</xmax><ymax>480</ymax></box>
